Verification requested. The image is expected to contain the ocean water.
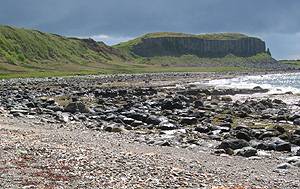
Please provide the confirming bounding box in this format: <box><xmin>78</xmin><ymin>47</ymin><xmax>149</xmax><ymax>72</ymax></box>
<box><xmin>207</xmin><ymin>72</ymin><xmax>300</xmax><ymax>94</ymax></box>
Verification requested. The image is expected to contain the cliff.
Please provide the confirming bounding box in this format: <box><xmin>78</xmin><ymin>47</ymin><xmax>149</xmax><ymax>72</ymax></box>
<box><xmin>115</xmin><ymin>32</ymin><xmax>267</xmax><ymax>58</ymax></box>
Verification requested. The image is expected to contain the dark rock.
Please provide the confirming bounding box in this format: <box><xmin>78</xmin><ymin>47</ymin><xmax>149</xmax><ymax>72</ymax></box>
<box><xmin>275</xmin><ymin>126</ymin><xmax>286</xmax><ymax>133</ymax></box>
<box><xmin>236</xmin><ymin>130</ymin><xmax>251</xmax><ymax>141</ymax></box>
<box><xmin>290</xmin><ymin>135</ymin><xmax>300</xmax><ymax>146</ymax></box>
<box><xmin>217</xmin><ymin>139</ymin><xmax>250</xmax><ymax>150</ymax></box>
<box><xmin>219</xmin><ymin>122</ymin><xmax>232</xmax><ymax>128</ymax></box>
<box><xmin>275</xmin><ymin>142</ymin><xmax>291</xmax><ymax>152</ymax></box>
<box><xmin>235</xmin><ymin>147</ymin><xmax>257</xmax><ymax>157</ymax></box>
<box><xmin>293</xmin><ymin>118</ymin><xmax>300</xmax><ymax>125</ymax></box>
<box><xmin>180</xmin><ymin>117</ymin><xmax>197</xmax><ymax>125</ymax></box>
<box><xmin>258</xmin><ymin>131</ymin><xmax>277</xmax><ymax>140</ymax></box>
<box><xmin>277</xmin><ymin>163</ymin><xmax>292</xmax><ymax>169</ymax></box>
<box><xmin>145</xmin><ymin>116</ymin><xmax>163</xmax><ymax>125</ymax></box>
<box><xmin>297</xmin><ymin>149</ymin><xmax>300</xmax><ymax>156</ymax></box>
<box><xmin>64</xmin><ymin>102</ymin><xmax>91</xmax><ymax>113</ymax></box>
<box><xmin>195</xmin><ymin>126</ymin><xmax>210</xmax><ymax>133</ymax></box>
<box><xmin>221</xmin><ymin>96</ymin><xmax>233</xmax><ymax>102</ymax></box>
<box><xmin>194</xmin><ymin>100</ymin><xmax>204</xmax><ymax>108</ymax></box>
<box><xmin>294</xmin><ymin>129</ymin><xmax>300</xmax><ymax>135</ymax></box>
<box><xmin>158</xmin><ymin>121</ymin><xmax>177</xmax><ymax>130</ymax></box>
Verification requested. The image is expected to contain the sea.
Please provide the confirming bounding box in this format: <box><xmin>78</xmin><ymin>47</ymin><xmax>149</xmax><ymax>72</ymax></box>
<box><xmin>207</xmin><ymin>72</ymin><xmax>300</xmax><ymax>95</ymax></box>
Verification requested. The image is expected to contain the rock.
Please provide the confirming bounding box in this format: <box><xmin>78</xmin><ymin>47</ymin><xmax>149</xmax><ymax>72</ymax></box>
<box><xmin>258</xmin><ymin>131</ymin><xmax>277</xmax><ymax>140</ymax></box>
<box><xmin>275</xmin><ymin>142</ymin><xmax>291</xmax><ymax>152</ymax></box>
<box><xmin>214</xmin><ymin>149</ymin><xmax>226</xmax><ymax>154</ymax></box>
<box><xmin>145</xmin><ymin>116</ymin><xmax>163</xmax><ymax>125</ymax></box>
<box><xmin>276</xmin><ymin>163</ymin><xmax>292</xmax><ymax>169</ymax></box>
<box><xmin>236</xmin><ymin>130</ymin><xmax>251</xmax><ymax>141</ymax></box>
<box><xmin>296</xmin><ymin>149</ymin><xmax>300</xmax><ymax>156</ymax></box>
<box><xmin>104</xmin><ymin>124</ymin><xmax>126</xmax><ymax>133</ymax></box>
<box><xmin>219</xmin><ymin>122</ymin><xmax>231</xmax><ymax>128</ymax></box>
<box><xmin>221</xmin><ymin>96</ymin><xmax>232</xmax><ymax>102</ymax></box>
<box><xmin>194</xmin><ymin>100</ymin><xmax>204</xmax><ymax>108</ymax></box>
<box><xmin>290</xmin><ymin>135</ymin><xmax>300</xmax><ymax>146</ymax></box>
<box><xmin>235</xmin><ymin>147</ymin><xmax>257</xmax><ymax>157</ymax></box>
<box><xmin>293</xmin><ymin>118</ymin><xmax>300</xmax><ymax>125</ymax></box>
<box><xmin>257</xmin><ymin>150</ymin><xmax>271</xmax><ymax>157</ymax></box>
<box><xmin>122</xmin><ymin>117</ymin><xmax>135</xmax><ymax>125</ymax></box>
<box><xmin>161</xmin><ymin>99</ymin><xmax>184</xmax><ymax>110</ymax></box>
<box><xmin>286</xmin><ymin>156</ymin><xmax>300</xmax><ymax>163</ymax></box>
<box><xmin>294</xmin><ymin>129</ymin><xmax>300</xmax><ymax>135</ymax></box>
<box><xmin>158</xmin><ymin>121</ymin><xmax>177</xmax><ymax>130</ymax></box>
<box><xmin>275</xmin><ymin>126</ymin><xmax>286</xmax><ymax>133</ymax></box>
<box><xmin>195</xmin><ymin>126</ymin><xmax>210</xmax><ymax>133</ymax></box>
<box><xmin>10</xmin><ymin>109</ymin><xmax>28</xmax><ymax>115</ymax></box>
<box><xmin>56</xmin><ymin>112</ymin><xmax>69</xmax><ymax>123</ymax></box>
<box><xmin>180</xmin><ymin>117</ymin><xmax>197</xmax><ymax>125</ymax></box>
<box><xmin>273</xmin><ymin>99</ymin><xmax>285</xmax><ymax>104</ymax></box>
<box><xmin>292</xmin><ymin>161</ymin><xmax>300</xmax><ymax>167</ymax></box>
<box><xmin>217</xmin><ymin>139</ymin><xmax>250</xmax><ymax>150</ymax></box>
<box><xmin>131</xmin><ymin>120</ymin><xmax>144</xmax><ymax>127</ymax></box>
<box><xmin>64</xmin><ymin>102</ymin><xmax>91</xmax><ymax>113</ymax></box>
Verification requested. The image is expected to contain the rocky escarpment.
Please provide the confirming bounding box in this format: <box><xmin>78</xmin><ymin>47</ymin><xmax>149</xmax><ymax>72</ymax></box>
<box><xmin>132</xmin><ymin>35</ymin><xmax>266</xmax><ymax>58</ymax></box>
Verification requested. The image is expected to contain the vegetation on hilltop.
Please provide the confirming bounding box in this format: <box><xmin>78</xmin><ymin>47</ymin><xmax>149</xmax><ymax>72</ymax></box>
<box><xmin>114</xmin><ymin>32</ymin><xmax>253</xmax><ymax>52</ymax></box>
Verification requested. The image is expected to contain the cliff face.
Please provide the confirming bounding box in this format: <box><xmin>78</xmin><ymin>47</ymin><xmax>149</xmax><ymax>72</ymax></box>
<box><xmin>131</xmin><ymin>36</ymin><xmax>266</xmax><ymax>58</ymax></box>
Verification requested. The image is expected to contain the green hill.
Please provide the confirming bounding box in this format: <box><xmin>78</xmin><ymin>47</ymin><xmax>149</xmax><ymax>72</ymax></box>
<box><xmin>0</xmin><ymin>25</ymin><xmax>135</xmax><ymax>75</ymax></box>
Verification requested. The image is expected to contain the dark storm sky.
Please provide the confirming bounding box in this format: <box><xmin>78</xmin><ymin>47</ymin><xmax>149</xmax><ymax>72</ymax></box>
<box><xmin>0</xmin><ymin>0</ymin><xmax>299</xmax><ymax>59</ymax></box>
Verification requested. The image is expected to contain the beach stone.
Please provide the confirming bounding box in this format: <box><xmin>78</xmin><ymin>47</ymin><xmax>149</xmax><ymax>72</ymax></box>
<box><xmin>180</xmin><ymin>117</ymin><xmax>197</xmax><ymax>125</ymax></box>
<box><xmin>277</xmin><ymin>163</ymin><xmax>292</xmax><ymax>169</ymax></box>
<box><xmin>293</xmin><ymin>118</ymin><xmax>300</xmax><ymax>125</ymax></box>
<box><xmin>217</xmin><ymin>139</ymin><xmax>249</xmax><ymax>150</ymax></box>
<box><xmin>286</xmin><ymin>156</ymin><xmax>300</xmax><ymax>163</ymax></box>
<box><xmin>221</xmin><ymin>96</ymin><xmax>233</xmax><ymax>102</ymax></box>
<box><xmin>275</xmin><ymin>142</ymin><xmax>291</xmax><ymax>152</ymax></box>
<box><xmin>64</xmin><ymin>102</ymin><xmax>91</xmax><ymax>113</ymax></box>
<box><xmin>292</xmin><ymin>161</ymin><xmax>300</xmax><ymax>168</ymax></box>
<box><xmin>194</xmin><ymin>100</ymin><xmax>204</xmax><ymax>108</ymax></box>
<box><xmin>294</xmin><ymin>129</ymin><xmax>300</xmax><ymax>135</ymax></box>
<box><xmin>145</xmin><ymin>116</ymin><xmax>163</xmax><ymax>125</ymax></box>
<box><xmin>235</xmin><ymin>147</ymin><xmax>257</xmax><ymax>157</ymax></box>
<box><xmin>195</xmin><ymin>126</ymin><xmax>210</xmax><ymax>133</ymax></box>
<box><xmin>296</xmin><ymin>149</ymin><xmax>300</xmax><ymax>156</ymax></box>
<box><xmin>158</xmin><ymin>121</ymin><xmax>177</xmax><ymax>130</ymax></box>
<box><xmin>236</xmin><ymin>130</ymin><xmax>251</xmax><ymax>141</ymax></box>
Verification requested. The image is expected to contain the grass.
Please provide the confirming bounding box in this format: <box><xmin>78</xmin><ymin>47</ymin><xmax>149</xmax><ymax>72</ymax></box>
<box><xmin>0</xmin><ymin>65</ymin><xmax>249</xmax><ymax>79</ymax></box>
<box><xmin>279</xmin><ymin>60</ymin><xmax>300</xmax><ymax>67</ymax></box>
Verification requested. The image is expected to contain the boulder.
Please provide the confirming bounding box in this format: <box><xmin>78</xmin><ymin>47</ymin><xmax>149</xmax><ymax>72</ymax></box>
<box><xmin>235</xmin><ymin>147</ymin><xmax>257</xmax><ymax>157</ymax></box>
<box><xmin>180</xmin><ymin>117</ymin><xmax>197</xmax><ymax>125</ymax></box>
<box><xmin>64</xmin><ymin>102</ymin><xmax>91</xmax><ymax>113</ymax></box>
<box><xmin>293</xmin><ymin>118</ymin><xmax>300</xmax><ymax>125</ymax></box>
<box><xmin>217</xmin><ymin>139</ymin><xmax>250</xmax><ymax>150</ymax></box>
<box><xmin>236</xmin><ymin>130</ymin><xmax>251</xmax><ymax>141</ymax></box>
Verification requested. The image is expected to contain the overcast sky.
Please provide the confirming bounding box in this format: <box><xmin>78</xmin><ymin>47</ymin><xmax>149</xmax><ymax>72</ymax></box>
<box><xmin>0</xmin><ymin>0</ymin><xmax>299</xmax><ymax>59</ymax></box>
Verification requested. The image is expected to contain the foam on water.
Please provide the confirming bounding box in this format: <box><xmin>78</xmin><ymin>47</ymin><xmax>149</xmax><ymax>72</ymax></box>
<box><xmin>207</xmin><ymin>72</ymin><xmax>300</xmax><ymax>94</ymax></box>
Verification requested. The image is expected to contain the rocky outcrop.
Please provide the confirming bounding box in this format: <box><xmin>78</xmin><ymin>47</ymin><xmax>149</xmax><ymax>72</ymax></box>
<box><xmin>132</xmin><ymin>36</ymin><xmax>266</xmax><ymax>58</ymax></box>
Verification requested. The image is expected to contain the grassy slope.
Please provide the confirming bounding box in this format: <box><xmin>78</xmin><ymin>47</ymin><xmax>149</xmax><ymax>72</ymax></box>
<box><xmin>279</xmin><ymin>60</ymin><xmax>300</xmax><ymax>67</ymax></box>
<box><xmin>0</xmin><ymin>25</ymin><xmax>132</xmax><ymax>75</ymax></box>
